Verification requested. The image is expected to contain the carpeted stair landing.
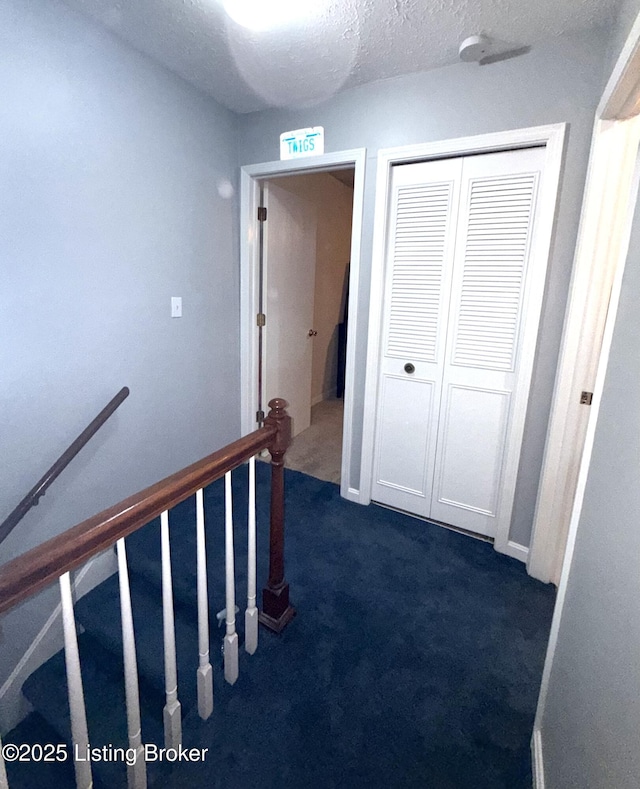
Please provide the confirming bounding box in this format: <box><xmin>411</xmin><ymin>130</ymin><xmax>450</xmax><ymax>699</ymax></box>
<box><xmin>4</xmin><ymin>465</ymin><xmax>556</xmax><ymax>788</ymax></box>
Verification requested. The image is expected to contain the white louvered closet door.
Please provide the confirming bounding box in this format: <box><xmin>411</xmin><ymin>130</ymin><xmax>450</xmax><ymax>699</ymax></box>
<box><xmin>430</xmin><ymin>147</ymin><xmax>545</xmax><ymax>535</ymax></box>
<box><xmin>372</xmin><ymin>146</ymin><xmax>547</xmax><ymax>538</ymax></box>
<box><xmin>371</xmin><ymin>158</ymin><xmax>462</xmax><ymax>515</ymax></box>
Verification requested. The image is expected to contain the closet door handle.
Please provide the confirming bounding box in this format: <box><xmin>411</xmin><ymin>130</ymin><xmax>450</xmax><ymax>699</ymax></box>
<box><xmin>404</xmin><ymin>363</ymin><xmax>415</xmax><ymax>374</ymax></box>
<box><xmin>308</xmin><ymin>329</ymin><xmax>317</xmax><ymax>337</ymax></box>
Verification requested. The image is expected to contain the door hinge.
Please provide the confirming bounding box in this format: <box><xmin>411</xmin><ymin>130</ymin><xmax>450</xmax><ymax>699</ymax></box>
<box><xmin>580</xmin><ymin>391</ymin><xmax>593</xmax><ymax>405</ymax></box>
<box><xmin>257</xmin><ymin>206</ymin><xmax>267</xmax><ymax>222</ymax></box>
<box><xmin>256</xmin><ymin>409</ymin><xmax>265</xmax><ymax>423</ymax></box>
<box><xmin>256</xmin><ymin>313</ymin><xmax>266</xmax><ymax>327</ymax></box>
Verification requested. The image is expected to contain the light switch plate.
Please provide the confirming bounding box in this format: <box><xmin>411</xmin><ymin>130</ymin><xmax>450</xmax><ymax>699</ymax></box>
<box><xmin>171</xmin><ymin>296</ymin><xmax>182</xmax><ymax>318</ymax></box>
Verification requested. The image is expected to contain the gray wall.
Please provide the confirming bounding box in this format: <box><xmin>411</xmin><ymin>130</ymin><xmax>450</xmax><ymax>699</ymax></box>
<box><xmin>537</xmin><ymin>166</ymin><xmax>640</xmax><ymax>788</ymax></box>
<box><xmin>237</xmin><ymin>28</ymin><xmax>611</xmax><ymax>548</ymax></box>
<box><xmin>605</xmin><ymin>0</ymin><xmax>640</xmax><ymax>78</ymax></box>
<box><xmin>0</xmin><ymin>0</ymin><xmax>239</xmax><ymax>696</ymax></box>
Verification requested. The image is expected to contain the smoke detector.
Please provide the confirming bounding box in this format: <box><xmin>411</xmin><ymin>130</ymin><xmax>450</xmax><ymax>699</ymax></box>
<box><xmin>459</xmin><ymin>34</ymin><xmax>490</xmax><ymax>63</ymax></box>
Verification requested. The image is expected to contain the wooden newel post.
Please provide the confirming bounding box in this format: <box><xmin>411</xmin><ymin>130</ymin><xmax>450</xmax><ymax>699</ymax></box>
<box><xmin>258</xmin><ymin>398</ymin><xmax>296</xmax><ymax>633</ymax></box>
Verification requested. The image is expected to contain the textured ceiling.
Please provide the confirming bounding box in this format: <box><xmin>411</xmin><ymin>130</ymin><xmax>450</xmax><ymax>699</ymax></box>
<box><xmin>63</xmin><ymin>0</ymin><xmax>621</xmax><ymax>113</ymax></box>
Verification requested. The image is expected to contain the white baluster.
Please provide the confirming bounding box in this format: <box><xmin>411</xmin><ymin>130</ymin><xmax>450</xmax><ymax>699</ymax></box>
<box><xmin>59</xmin><ymin>571</ymin><xmax>93</xmax><ymax>789</ymax></box>
<box><xmin>245</xmin><ymin>456</ymin><xmax>258</xmax><ymax>655</ymax></box>
<box><xmin>195</xmin><ymin>488</ymin><xmax>213</xmax><ymax>719</ymax></box>
<box><xmin>0</xmin><ymin>735</ymin><xmax>9</xmax><ymax>789</ymax></box>
<box><xmin>224</xmin><ymin>471</ymin><xmax>239</xmax><ymax>684</ymax></box>
<box><xmin>116</xmin><ymin>539</ymin><xmax>147</xmax><ymax>789</ymax></box>
<box><xmin>160</xmin><ymin>511</ymin><xmax>182</xmax><ymax>749</ymax></box>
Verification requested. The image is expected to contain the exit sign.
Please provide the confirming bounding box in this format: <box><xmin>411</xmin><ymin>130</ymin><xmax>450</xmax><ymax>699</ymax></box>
<box><xmin>280</xmin><ymin>127</ymin><xmax>324</xmax><ymax>160</ymax></box>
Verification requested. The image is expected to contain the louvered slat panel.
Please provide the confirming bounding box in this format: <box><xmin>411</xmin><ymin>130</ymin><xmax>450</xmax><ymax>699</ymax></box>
<box><xmin>452</xmin><ymin>173</ymin><xmax>538</xmax><ymax>371</ymax></box>
<box><xmin>386</xmin><ymin>182</ymin><xmax>453</xmax><ymax>361</ymax></box>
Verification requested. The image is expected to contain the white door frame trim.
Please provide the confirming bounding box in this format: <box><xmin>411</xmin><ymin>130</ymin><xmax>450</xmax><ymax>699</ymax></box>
<box><xmin>527</xmin><ymin>20</ymin><xmax>640</xmax><ymax>584</ymax></box>
<box><xmin>240</xmin><ymin>149</ymin><xmax>367</xmax><ymax>502</ymax></box>
<box><xmin>360</xmin><ymin>124</ymin><xmax>566</xmax><ymax>562</ymax></box>
<box><xmin>527</xmin><ymin>117</ymin><xmax>640</xmax><ymax>583</ymax></box>
<box><xmin>532</xmin><ymin>13</ymin><xmax>640</xmax><ymax>788</ymax></box>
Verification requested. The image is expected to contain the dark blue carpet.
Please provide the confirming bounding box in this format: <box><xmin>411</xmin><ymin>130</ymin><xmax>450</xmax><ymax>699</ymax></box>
<box><xmin>6</xmin><ymin>465</ymin><xmax>555</xmax><ymax>788</ymax></box>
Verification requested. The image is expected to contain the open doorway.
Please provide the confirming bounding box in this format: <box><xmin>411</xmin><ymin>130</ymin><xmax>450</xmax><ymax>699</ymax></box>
<box><xmin>240</xmin><ymin>148</ymin><xmax>366</xmax><ymax>503</ymax></box>
<box><xmin>261</xmin><ymin>169</ymin><xmax>354</xmax><ymax>484</ymax></box>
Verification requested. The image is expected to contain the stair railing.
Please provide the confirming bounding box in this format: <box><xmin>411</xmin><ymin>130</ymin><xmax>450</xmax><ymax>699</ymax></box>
<box><xmin>0</xmin><ymin>398</ymin><xmax>294</xmax><ymax>789</ymax></box>
<box><xmin>0</xmin><ymin>386</ymin><xmax>131</xmax><ymax>545</ymax></box>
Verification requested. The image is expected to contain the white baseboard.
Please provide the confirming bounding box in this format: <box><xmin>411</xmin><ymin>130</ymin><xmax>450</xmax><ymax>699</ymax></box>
<box><xmin>0</xmin><ymin>550</ymin><xmax>117</xmax><ymax>734</ymax></box>
<box><xmin>341</xmin><ymin>485</ymin><xmax>363</xmax><ymax>503</ymax></box>
<box><xmin>532</xmin><ymin>728</ymin><xmax>545</xmax><ymax>789</ymax></box>
<box><xmin>504</xmin><ymin>539</ymin><xmax>529</xmax><ymax>563</ymax></box>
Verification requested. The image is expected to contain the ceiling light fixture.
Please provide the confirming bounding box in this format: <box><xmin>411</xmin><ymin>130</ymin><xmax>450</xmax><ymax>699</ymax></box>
<box><xmin>222</xmin><ymin>0</ymin><xmax>328</xmax><ymax>32</ymax></box>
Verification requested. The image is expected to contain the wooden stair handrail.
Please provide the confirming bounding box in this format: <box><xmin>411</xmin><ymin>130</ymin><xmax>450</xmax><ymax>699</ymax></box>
<box><xmin>0</xmin><ymin>406</ymin><xmax>290</xmax><ymax>616</ymax></box>
<box><xmin>0</xmin><ymin>387</ymin><xmax>131</xmax><ymax>546</ymax></box>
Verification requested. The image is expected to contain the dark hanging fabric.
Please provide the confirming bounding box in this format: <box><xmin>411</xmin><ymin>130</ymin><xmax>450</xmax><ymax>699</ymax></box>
<box><xmin>336</xmin><ymin>263</ymin><xmax>350</xmax><ymax>398</ymax></box>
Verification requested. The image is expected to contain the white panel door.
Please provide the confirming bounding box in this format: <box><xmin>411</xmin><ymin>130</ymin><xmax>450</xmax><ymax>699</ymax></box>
<box><xmin>430</xmin><ymin>147</ymin><xmax>545</xmax><ymax>536</ymax></box>
<box><xmin>371</xmin><ymin>158</ymin><xmax>462</xmax><ymax>514</ymax></box>
<box><xmin>372</xmin><ymin>146</ymin><xmax>547</xmax><ymax>539</ymax></box>
<box><xmin>263</xmin><ymin>181</ymin><xmax>317</xmax><ymax>436</ymax></box>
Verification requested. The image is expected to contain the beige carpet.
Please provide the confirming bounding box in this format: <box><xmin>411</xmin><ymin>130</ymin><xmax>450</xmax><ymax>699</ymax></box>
<box><xmin>284</xmin><ymin>398</ymin><xmax>344</xmax><ymax>484</ymax></box>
